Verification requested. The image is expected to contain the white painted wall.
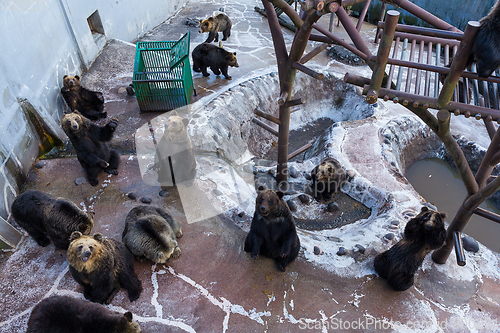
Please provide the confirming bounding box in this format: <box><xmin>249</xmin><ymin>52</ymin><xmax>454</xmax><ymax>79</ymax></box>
<box><xmin>0</xmin><ymin>0</ymin><xmax>187</xmax><ymax>247</ymax></box>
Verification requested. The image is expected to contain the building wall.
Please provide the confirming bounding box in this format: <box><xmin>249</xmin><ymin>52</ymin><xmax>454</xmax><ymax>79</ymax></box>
<box><xmin>0</xmin><ymin>0</ymin><xmax>187</xmax><ymax>247</ymax></box>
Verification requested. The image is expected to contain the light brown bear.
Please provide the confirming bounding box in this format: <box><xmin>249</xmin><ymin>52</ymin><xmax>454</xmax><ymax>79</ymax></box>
<box><xmin>26</xmin><ymin>295</ymin><xmax>141</xmax><ymax>333</ymax></box>
<box><xmin>61</xmin><ymin>75</ymin><xmax>107</xmax><ymax>120</ymax></box>
<box><xmin>154</xmin><ymin>111</ymin><xmax>196</xmax><ymax>186</ymax></box>
<box><xmin>199</xmin><ymin>13</ymin><xmax>232</xmax><ymax>43</ymax></box>
<box><xmin>67</xmin><ymin>231</ymin><xmax>142</xmax><ymax>304</ymax></box>
<box><xmin>122</xmin><ymin>205</ymin><xmax>183</xmax><ymax>263</ymax></box>
<box><xmin>310</xmin><ymin>157</ymin><xmax>346</xmax><ymax>201</ymax></box>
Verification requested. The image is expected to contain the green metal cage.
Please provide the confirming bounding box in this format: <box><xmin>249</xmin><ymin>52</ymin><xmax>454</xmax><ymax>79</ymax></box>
<box><xmin>132</xmin><ymin>32</ymin><xmax>193</xmax><ymax>112</ymax></box>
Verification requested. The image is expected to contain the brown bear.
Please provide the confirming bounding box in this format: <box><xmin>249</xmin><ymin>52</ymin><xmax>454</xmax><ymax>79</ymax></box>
<box><xmin>244</xmin><ymin>185</ymin><xmax>300</xmax><ymax>272</ymax></box>
<box><xmin>199</xmin><ymin>13</ymin><xmax>232</xmax><ymax>43</ymax></box>
<box><xmin>61</xmin><ymin>111</ymin><xmax>120</xmax><ymax>186</ymax></box>
<box><xmin>310</xmin><ymin>157</ymin><xmax>346</xmax><ymax>201</ymax></box>
<box><xmin>67</xmin><ymin>231</ymin><xmax>143</xmax><ymax>304</ymax></box>
<box><xmin>154</xmin><ymin>112</ymin><xmax>196</xmax><ymax>186</ymax></box>
<box><xmin>374</xmin><ymin>207</ymin><xmax>447</xmax><ymax>291</ymax></box>
<box><xmin>61</xmin><ymin>75</ymin><xmax>107</xmax><ymax>120</ymax></box>
<box><xmin>26</xmin><ymin>295</ymin><xmax>141</xmax><ymax>333</ymax></box>
<box><xmin>11</xmin><ymin>190</ymin><xmax>94</xmax><ymax>249</ymax></box>
<box><xmin>466</xmin><ymin>0</ymin><xmax>500</xmax><ymax>78</ymax></box>
<box><xmin>192</xmin><ymin>42</ymin><xmax>239</xmax><ymax>80</ymax></box>
<box><xmin>122</xmin><ymin>206</ymin><xmax>183</xmax><ymax>263</ymax></box>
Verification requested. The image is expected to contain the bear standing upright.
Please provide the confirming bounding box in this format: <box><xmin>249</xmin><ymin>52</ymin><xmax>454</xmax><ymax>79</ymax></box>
<box><xmin>61</xmin><ymin>75</ymin><xmax>107</xmax><ymax>120</ymax></box>
<box><xmin>192</xmin><ymin>43</ymin><xmax>239</xmax><ymax>80</ymax></box>
<box><xmin>374</xmin><ymin>207</ymin><xmax>447</xmax><ymax>291</ymax></box>
<box><xmin>199</xmin><ymin>13</ymin><xmax>232</xmax><ymax>43</ymax></box>
<box><xmin>467</xmin><ymin>0</ymin><xmax>500</xmax><ymax>78</ymax></box>
<box><xmin>122</xmin><ymin>206</ymin><xmax>183</xmax><ymax>263</ymax></box>
<box><xmin>11</xmin><ymin>190</ymin><xmax>94</xmax><ymax>249</ymax></box>
<box><xmin>244</xmin><ymin>185</ymin><xmax>300</xmax><ymax>271</ymax></box>
<box><xmin>26</xmin><ymin>295</ymin><xmax>141</xmax><ymax>333</ymax></box>
<box><xmin>67</xmin><ymin>231</ymin><xmax>142</xmax><ymax>304</ymax></box>
<box><xmin>61</xmin><ymin>111</ymin><xmax>120</xmax><ymax>186</ymax></box>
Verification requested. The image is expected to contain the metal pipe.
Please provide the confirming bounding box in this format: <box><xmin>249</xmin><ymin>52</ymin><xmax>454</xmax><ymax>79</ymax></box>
<box><xmin>424</xmin><ymin>42</ymin><xmax>432</xmax><ymax>97</ymax></box>
<box><xmin>378</xmin><ymin>22</ymin><xmax>464</xmax><ymax>40</ymax></box>
<box><xmin>254</xmin><ymin>109</ymin><xmax>281</xmax><ymax>124</ymax></box>
<box><xmin>300</xmin><ymin>43</ymin><xmax>330</xmax><ymax>64</ymax></box>
<box><xmin>415</xmin><ymin>41</ymin><xmax>425</xmax><ymax>95</ymax></box>
<box><xmin>474</xmin><ymin>207</ymin><xmax>500</xmax><ymax>224</ymax></box>
<box><xmin>283</xmin><ymin>98</ymin><xmax>305</xmax><ymax>107</ymax></box>
<box><xmin>453</xmin><ymin>231</ymin><xmax>466</xmax><ymax>266</ymax></box>
<box><xmin>392</xmin><ymin>31</ymin><xmax>460</xmax><ymax>48</ymax></box>
<box><xmin>374</xmin><ymin>2</ymin><xmax>387</xmax><ymax>43</ymax></box>
<box><xmin>386</xmin><ymin>37</ymin><xmax>400</xmax><ymax>89</ymax></box>
<box><xmin>334</xmin><ymin>6</ymin><xmax>373</xmax><ymax>59</ymax></box>
<box><xmin>405</xmin><ymin>39</ymin><xmax>417</xmax><ymax>93</ymax></box>
<box><xmin>287</xmin><ymin>142</ymin><xmax>313</xmax><ymax>160</ymax></box>
<box><xmin>356</xmin><ymin>0</ymin><xmax>372</xmax><ymax>32</ymax></box>
<box><xmin>395</xmin><ymin>38</ymin><xmax>408</xmax><ymax>91</ymax></box>
<box><xmin>293</xmin><ymin>62</ymin><xmax>324</xmax><ymax>80</ymax></box>
<box><xmin>252</xmin><ymin>118</ymin><xmax>278</xmax><ymax>136</ymax></box>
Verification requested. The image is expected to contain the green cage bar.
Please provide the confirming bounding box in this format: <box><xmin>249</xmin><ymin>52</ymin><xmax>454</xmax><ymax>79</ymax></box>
<box><xmin>132</xmin><ymin>32</ymin><xmax>194</xmax><ymax>112</ymax></box>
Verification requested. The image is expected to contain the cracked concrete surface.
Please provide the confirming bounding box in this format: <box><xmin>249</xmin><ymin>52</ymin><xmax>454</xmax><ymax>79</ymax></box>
<box><xmin>1</xmin><ymin>0</ymin><xmax>500</xmax><ymax>332</ymax></box>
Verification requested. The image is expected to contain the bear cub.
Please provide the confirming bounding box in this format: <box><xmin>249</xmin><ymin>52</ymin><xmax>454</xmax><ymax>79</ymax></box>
<box><xmin>11</xmin><ymin>190</ymin><xmax>94</xmax><ymax>249</ymax></box>
<box><xmin>467</xmin><ymin>0</ymin><xmax>500</xmax><ymax>78</ymax></box>
<box><xmin>61</xmin><ymin>75</ymin><xmax>107</xmax><ymax>120</ymax></box>
<box><xmin>310</xmin><ymin>157</ymin><xmax>347</xmax><ymax>201</ymax></box>
<box><xmin>61</xmin><ymin>111</ymin><xmax>120</xmax><ymax>186</ymax></box>
<box><xmin>244</xmin><ymin>185</ymin><xmax>300</xmax><ymax>271</ymax></box>
<box><xmin>67</xmin><ymin>231</ymin><xmax>143</xmax><ymax>304</ymax></box>
<box><xmin>26</xmin><ymin>295</ymin><xmax>141</xmax><ymax>333</ymax></box>
<box><xmin>154</xmin><ymin>112</ymin><xmax>196</xmax><ymax>186</ymax></box>
<box><xmin>122</xmin><ymin>206</ymin><xmax>183</xmax><ymax>263</ymax></box>
<box><xmin>374</xmin><ymin>207</ymin><xmax>447</xmax><ymax>291</ymax></box>
<box><xmin>192</xmin><ymin>43</ymin><xmax>239</xmax><ymax>80</ymax></box>
<box><xmin>199</xmin><ymin>13</ymin><xmax>232</xmax><ymax>43</ymax></box>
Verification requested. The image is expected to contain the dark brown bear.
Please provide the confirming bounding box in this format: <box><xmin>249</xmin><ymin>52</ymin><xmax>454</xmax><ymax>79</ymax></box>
<box><xmin>192</xmin><ymin>43</ymin><xmax>239</xmax><ymax>80</ymax></box>
<box><xmin>244</xmin><ymin>185</ymin><xmax>300</xmax><ymax>272</ymax></box>
<box><xmin>26</xmin><ymin>295</ymin><xmax>141</xmax><ymax>333</ymax></box>
<box><xmin>61</xmin><ymin>111</ymin><xmax>120</xmax><ymax>186</ymax></box>
<box><xmin>467</xmin><ymin>0</ymin><xmax>500</xmax><ymax>78</ymax></box>
<box><xmin>11</xmin><ymin>190</ymin><xmax>94</xmax><ymax>249</ymax></box>
<box><xmin>374</xmin><ymin>207</ymin><xmax>447</xmax><ymax>291</ymax></box>
<box><xmin>122</xmin><ymin>206</ymin><xmax>183</xmax><ymax>263</ymax></box>
<box><xmin>199</xmin><ymin>13</ymin><xmax>232</xmax><ymax>43</ymax></box>
<box><xmin>61</xmin><ymin>75</ymin><xmax>107</xmax><ymax>120</ymax></box>
<box><xmin>310</xmin><ymin>157</ymin><xmax>346</xmax><ymax>201</ymax></box>
<box><xmin>67</xmin><ymin>231</ymin><xmax>143</xmax><ymax>304</ymax></box>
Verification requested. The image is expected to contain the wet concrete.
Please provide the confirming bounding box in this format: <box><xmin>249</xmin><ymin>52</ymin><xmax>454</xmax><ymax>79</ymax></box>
<box><xmin>2</xmin><ymin>0</ymin><xmax>500</xmax><ymax>332</ymax></box>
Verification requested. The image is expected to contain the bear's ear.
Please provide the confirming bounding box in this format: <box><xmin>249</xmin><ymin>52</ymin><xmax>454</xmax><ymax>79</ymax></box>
<box><xmin>88</xmin><ymin>211</ymin><xmax>95</xmax><ymax>219</ymax></box>
<box><xmin>69</xmin><ymin>231</ymin><xmax>82</xmax><ymax>242</ymax></box>
<box><xmin>73</xmin><ymin>110</ymin><xmax>82</xmax><ymax>116</ymax></box>
<box><xmin>276</xmin><ymin>191</ymin><xmax>284</xmax><ymax>199</ymax></box>
<box><xmin>170</xmin><ymin>110</ymin><xmax>179</xmax><ymax>117</ymax></box>
<box><xmin>63</xmin><ymin>75</ymin><xmax>68</xmax><ymax>79</ymax></box>
<box><xmin>75</xmin><ymin>75</ymin><xmax>80</xmax><ymax>80</ymax></box>
<box><xmin>440</xmin><ymin>212</ymin><xmax>447</xmax><ymax>219</ymax></box>
<box><xmin>257</xmin><ymin>185</ymin><xmax>266</xmax><ymax>191</ymax></box>
<box><xmin>233</xmin><ymin>52</ymin><xmax>236</xmax><ymax>56</ymax></box>
<box><xmin>123</xmin><ymin>312</ymin><xmax>133</xmax><ymax>322</ymax></box>
<box><xmin>420</xmin><ymin>206</ymin><xmax>429</xmax><ymax>212</ymax></box>
<box><xmin>93</xmin><ymin>233</ymin><xmax>104</xmax><ymax>242</ymax></box>
<box><xmin>182</xmin><ymin>118</ymin><xmax>189</xmax><ymax>127</ymax></box>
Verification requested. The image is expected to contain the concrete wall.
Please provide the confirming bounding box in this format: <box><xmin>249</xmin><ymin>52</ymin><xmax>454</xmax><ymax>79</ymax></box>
<box><xmin>0</xmin><ymin>0</ymin><xmax>187</xmax><ymax>248</ymax></box>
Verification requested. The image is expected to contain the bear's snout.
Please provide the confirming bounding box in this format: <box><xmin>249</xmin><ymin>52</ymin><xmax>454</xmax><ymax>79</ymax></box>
<box><xmin>81</xmin><ymin>251</ymin><xmax>91</xmax><ymax>262</ymax></box>
<box><xmin>424</xmin><ymin>220</ymin><xmax>434</xmax><ymax>231</ymax></box>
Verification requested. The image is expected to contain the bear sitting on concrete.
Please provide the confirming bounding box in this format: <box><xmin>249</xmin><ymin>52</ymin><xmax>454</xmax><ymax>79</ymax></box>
<box><xmin>154</xmin><ymin>111</ymin><xmax>196</xmax><ymax>186</ymax></box>
<box><xmin>310</xmin><ymin>157</ymin><xmax>346</xmax><ymax>201</ymax></box>
<box><xmin>122</xmin><ymin>206</ymin><xmax>183</xmax><ymax>263</ymax></box>
<box><xmin>26</xmin><ymin>295</ymin><xmax>141</xmax><ymax>333</ymax></box>
<box><xmin>244</xmin><ymin>185</ymin><xmax>300</xmax><ymax>271</ymax></box>
<box><xmin>192</xmin><ymin>43</ymin><xmax>239</xmax><ymax>80</ymax></box>
<box><xmin>199</xmin><ymin>13</ymin><xmax>232</xmax><ymax>43</ymax></box>
<box><xmin>67</xmin><ymin>231</ymin><xmax>142</xmax><ymax>304</ymax></box>
<box><xmin>11</xmin><ymin>190</ymin><xmax>94</xmax><ymax>249</ymax></box>
<box><xmin>374</xmin><ymin>207</ymin><xmax>447</xmax><ymax>291</ymax></box>
<box><xmin>61</xmin><ymin>111</ymin><xmax>120</xmax><ymax>186</ymax></box>
<box><xmin>467</xmin><ymin>0</ymin><xmax>500</xmax><ymax>78</ymax></box>
<box><xmin>61</xmin><ymin>75</ymin><xmax>107</xmax><ymax>120</ymax></box>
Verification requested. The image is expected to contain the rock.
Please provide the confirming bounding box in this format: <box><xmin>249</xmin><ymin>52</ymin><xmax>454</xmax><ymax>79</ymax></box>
<box><xmin>384</xmin><ymin>233</ymin><xmax>394</xmax><ymax>241</ymax></box>
<box><xmin>327</xmin><ymin>236</ymin><xmax>342</xmax><ymax>242</ymax></box>
<box><xmin>141</xmin><ymin>197</ymin><xmax>152</xmax><ymax>204</ymax></box>
<box><xmin>423</xmin><ymin>202</ymin><xmax>438</xmax><ymax>211</ymax></box>
<box><xmin>75</xmin><ymin>177</ymin><xmax>87</xmax><ymax>186</ymax></box>
<box><xmin>327</xmin><ymin>202</ymin><xmax>340</xmax><ymax>212</ymax></box>
<box><xmin>237</xmin><ymin>211</ymin><xmax>245</xmax><ymax>218</ymax></box>
<box><xmin>35</xmin><ymin>161</ymin><xmax>45</xmax><ymax>169</ymax></box>
<box><xmin>118</xmin><ymin>87</ymin><xmax>127</xmax><ymax>94</ymax></box>
<box><xmin>267</xmin><ymin>168</ymin><xmax>276</xmax><ymax>177</ymax></box>
<box><xmin>462</xmin><ymin>236</ymin><xmax>479</xmax><ymax>253</ymax></box>
<box><xmin>289</xmin><ymin>166</ymin><xmax>299</xmax><ymax>178</ymax></box>
<box><xmin>346</xmin><ymin>170</ymin><xmax>356</xmax><ymax>180</ymax></box>
<box><xmin>336</xmin><ymin>247</ymin><xmax>347</xmax><ymax>256</ymax></box>
<box><xmin>303</xmin><ymin>172</ymin><xmax>312</xmax><ymax>180</ymax></box>
<box><xmin>286</xmin><ymin>199</ymin><xmax>297</xmax><ymax>212</ymax></box>
<box><xmin>127</xmin><ymin>192</ymin><xmax>137</xmax><ymax>200</ymax></box>
<box><xmin>213</xmin><ymin>189</ymin><xmax>222</xmax><ymax>196</ymax></box>
<box><xmin>126</xmin><ymin>85</ymin><xmax>135</xmax><ymax>96</ymax></box>
<box><xmin>159</xmin><ymin>190</ymin><xmax>169</xmax><ymax>197</ymax></box>
<box><xmin>354</xmin><ymin>244</ymin><xmax>365</xmax><ymax>254</ymax></box>
<box><xmin>390</xmin><ymin>220</ymin><xmax>400</xmax><ymax>226</ymax></box>
<box><xmin>243</xmin><ymin>164</ymin><xmax>254</xmax><ymax>174</ymax></box>
<box><xmin>185</xmin><ymin>17</ymin><xmax>199</xmax><ymax>27</ymax></box>
<box><xmin>313</xmin><ymin>246</ymin><xmax>322</xmax><ymax>255</ymax></box>
<box><xmin>298</xmin><ymin>194</ymin><xmax>311</xmax><ymax>204</ymax></box>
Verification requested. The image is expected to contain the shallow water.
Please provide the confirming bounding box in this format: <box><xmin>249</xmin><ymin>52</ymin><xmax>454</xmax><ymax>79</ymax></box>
<box><xmin>406</xmin><ymin>158</ymin><xmax>500</xmax><ymax>253</ymax></box>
